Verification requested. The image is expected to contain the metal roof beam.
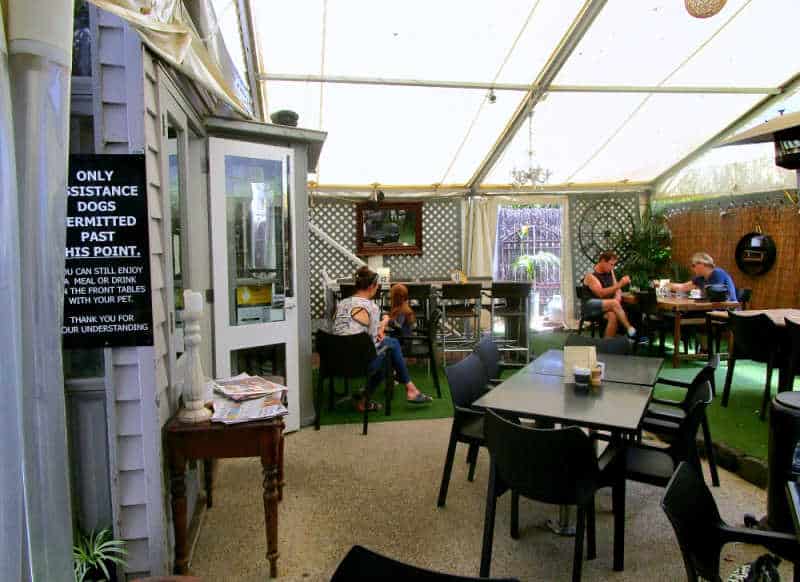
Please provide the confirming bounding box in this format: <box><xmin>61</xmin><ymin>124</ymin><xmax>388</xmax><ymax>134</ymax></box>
<box><xmin>652</xmin><ymin>72</ymin><xmax>800</xmax><ymax>192</ymax></box>
<box><xmin>259</xmin><ymin>73</ymin><xmax>779</xmax><ymax>96</ymax></box>
<box><xmin>466</xmin><ymin>0</ymin><xmax>608</xmax><ymax>191</ymax></box>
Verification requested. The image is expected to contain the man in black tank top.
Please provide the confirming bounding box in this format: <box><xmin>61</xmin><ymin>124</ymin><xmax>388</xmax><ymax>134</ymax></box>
<box><xmin>582</xmin><ymin>250</ymin><xmax>636</xmax><ymax>338</ymax></box>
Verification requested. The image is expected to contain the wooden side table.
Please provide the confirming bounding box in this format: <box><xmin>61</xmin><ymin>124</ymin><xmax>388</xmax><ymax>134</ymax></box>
<box><xmin>164</xmin><ymin>417</ymin><xmax>285</xmax><ymax>577</ymax></box>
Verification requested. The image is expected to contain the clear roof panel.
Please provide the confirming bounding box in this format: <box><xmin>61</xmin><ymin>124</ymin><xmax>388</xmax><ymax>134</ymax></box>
<box><xmin>555</xmin><ymin>0</ymin><xmax>800</xmax><ymax>88</ymax></box>
<box><xmin>267</xmin><ymin>82</ymin><xmax>520</xmax><ymax>185</ymax></box>
<box><xmin>486</xmin><ymin>92</ymin><xmax>763</xmax><ymax>185</ymax></box>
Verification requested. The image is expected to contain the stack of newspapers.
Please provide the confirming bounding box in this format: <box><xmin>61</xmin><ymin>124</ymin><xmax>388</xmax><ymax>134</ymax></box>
<box><xmin>209</xmin><ymin>373</ymin><xmax>288</xmax><ymax>424</ymax></box>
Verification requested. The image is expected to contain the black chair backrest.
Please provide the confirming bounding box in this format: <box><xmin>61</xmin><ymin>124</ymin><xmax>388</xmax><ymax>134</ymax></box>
<box><xmin>564</xmin><ymin>334</ymin><xmax>632</xmax><ymax>355</ymax></box>
<box><xmin>485</xmin><ymin>410</ymin><xmax>599</xmax><ymax>506</ymax></box>
<box><xmin>316</xmin><ymin>329</ymin><xmax>376</xmax><ymax>379</ymax></box>
<box><xmin>635</xmin><ymin>288</ymin><xmax>659</xmax><ymax>315</ymax></box>
<box><xmin>786</xmin><ymin>318</ymin><xmax>800</xmax><ymax>374</ymax></box>
<box><xmin>575</xmin><ymin>285</ymin><xmax>587</xmax><ymax>302</ymax></box>
<box><xmin>331</xmin><ymin>545</ymin><xmax>520</xmax><ymax>582</ymax></box>
<box><xmin>661</xmin><ymin>462</ymin><xmax>725</xmax><ymax>581</ymax></box>
<box><xmin>425</xmin><ymin>309</ymin><xmax>442</xmax><ymax>342</ymax></box>
<box><xmin>678</xmin><ymin>360</ymin><xmax>718</xmax><ymax>412</ymax></box>
<box><xmin>671</xmin><ymin>382</ymin><xmax>712</xmax><ymax>472</ymax></box>
<box><xmin>441</xmin><ymin>283</ymin><xmax>483</xmax><ymax>301</ymax></box>
<box><xmin>729</xmin><ymin>312</ymin><xmax>777</xmax><ymax>363</ymax></box>
<box><xmin>736</xmin><ymin>288</ymin><xmax>752</xmax><ymax>309</ymax></box>
<box><xmin>490</xmin><ymin>281</ymin><xmax>532</xmax><ymax>299</ymax></box>
<box><xmin>404</xmin><ymin>282</ymin><xmax>432</xmax><ymax>301</ymax></box>
<box><xmin>444</xmin><ymin>353</ymin><xmax>488</xmax><ymax>409</ymax></box>
<box><xmin>340</xmin><ymin>283</ymin><xmax>357</xmax><ymax>300</ymax></box>
<box><xmin>473</xmin><ymin>336</ymin><xmax>500</xmax><ymax>381</ymax></box>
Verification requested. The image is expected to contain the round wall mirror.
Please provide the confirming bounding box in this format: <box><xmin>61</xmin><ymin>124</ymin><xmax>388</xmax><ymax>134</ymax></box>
<box><xmin>735</xmin><ymin>232</ymin><xmax>776</xmax><ymax>276</ymax></box>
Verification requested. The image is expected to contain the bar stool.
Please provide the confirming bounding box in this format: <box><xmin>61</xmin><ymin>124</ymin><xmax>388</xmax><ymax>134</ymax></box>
<box><xmin>440</xmin><ymin>283</ymin><xmax>483</xmax><ymax>365</ymax></box>
<box><xmin>404</xmin><ymin>282</ymin><xmax>434</xmax><ymax>330</ymax></box>
<box><xmin>490</xmin><ymin>281</ymin><xmax>532</xmax><ymax>365</ymax></box>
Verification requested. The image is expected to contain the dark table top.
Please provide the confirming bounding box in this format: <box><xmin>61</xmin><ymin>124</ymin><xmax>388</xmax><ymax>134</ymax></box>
<box><xmin>530</xmin><ymin>349</ymin><xmax>664</xmax><ymax>387</ymax></box>
<box><xmin>472</xmin><ymin>367</ymin><xmax>653</xmax><ymax>434</ymax></box>
<box><xmin>787</xmin><ymin>480</ymin><xmax>800</xmax><ymax>541</ymax></box>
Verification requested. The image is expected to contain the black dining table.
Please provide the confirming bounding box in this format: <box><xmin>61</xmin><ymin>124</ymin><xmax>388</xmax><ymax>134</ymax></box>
<box><xmin>530</xmin><ymin>348</ymin><xmax>664</xmax><ymax>387</ymax></box>
<box><xmin>472</xmin><ymin>362</ymin><xmax>655</xmax><ymax>572</ymax></box>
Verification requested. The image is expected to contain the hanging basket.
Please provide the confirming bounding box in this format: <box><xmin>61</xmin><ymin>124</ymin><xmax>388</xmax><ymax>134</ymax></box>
<box><xmin>684</xmin><ymin>0</ymin><xmax>727</xmax><ymax>18</ymax></box>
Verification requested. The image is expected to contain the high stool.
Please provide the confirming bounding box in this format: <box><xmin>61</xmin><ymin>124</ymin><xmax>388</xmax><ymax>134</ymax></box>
<box><xmin>440</xmin><ymin>282</ymin><xmax>483</xmax><ymax>365</ymax></box>
<box><xmin>490</xmin><ymin>281</ymin><xmax>532</xmax><ymax>365</ymax></box>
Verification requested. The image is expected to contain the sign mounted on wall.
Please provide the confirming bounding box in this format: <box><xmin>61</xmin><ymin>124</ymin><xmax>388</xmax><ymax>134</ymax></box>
<box><xmin>62</xmin><ymin>155</ymin><xmax>154</xmax><ymax>348</ymax></box>
<box><xmin>735</xmin><ymin>232</ymin><xmax>777</xmax><ymax>276</ymax></box>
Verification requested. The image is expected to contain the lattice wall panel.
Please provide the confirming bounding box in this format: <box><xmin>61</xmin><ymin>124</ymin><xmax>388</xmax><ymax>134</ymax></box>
<box><xmin>308</xmin><ymin>199</ymin><xmax>461</xmax><ymax>318</ymax></box>
<box><xmin>568</xmin><ymin>193</ymin><xmax>640</xmax><ymax>310</ymax></box>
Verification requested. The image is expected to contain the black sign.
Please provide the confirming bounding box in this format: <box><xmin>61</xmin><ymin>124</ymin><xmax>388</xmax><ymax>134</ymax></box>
<box><xmin>63</xmin><ymin>155</ymin><xmax>154</xmax><ymax>348</ymax></box>
<box><xmin>735</xmin><ymin>232</ymin><xmax>777</xmax><ymax>277</ymax></box>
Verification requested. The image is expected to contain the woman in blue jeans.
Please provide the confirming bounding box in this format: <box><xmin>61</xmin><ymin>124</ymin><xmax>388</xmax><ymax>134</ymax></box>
<box><xmin>333</xmin><ymin>266</ymin><xmax>432</xmax><ymax>411</ymax></box>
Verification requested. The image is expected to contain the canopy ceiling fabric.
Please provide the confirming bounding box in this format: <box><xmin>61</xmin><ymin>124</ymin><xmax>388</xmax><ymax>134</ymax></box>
<box><xmin>252</xmin><ymin>0</ymin><xmax>800</xmax><ymax>192</ymax></box>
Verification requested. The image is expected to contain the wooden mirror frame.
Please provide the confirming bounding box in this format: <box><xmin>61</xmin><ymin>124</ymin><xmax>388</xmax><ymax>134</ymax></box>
<box><xmin>355</xmin><ymin>201</ymin><xmax>423</xmax><ymax>256</ymax></box>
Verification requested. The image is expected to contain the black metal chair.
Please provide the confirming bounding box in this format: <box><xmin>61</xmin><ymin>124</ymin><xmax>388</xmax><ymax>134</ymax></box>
<box><xmin>331</xmin><ymin>545</ymin><xmax>519</xmax><ymax>582</ymax></box>
<box><xmin>662</xmin><ymin>462</ymin><xmax>799</xmax><ymax>582</ymax></box>
<box><xmin>564</xmin><ymin>333</ymin><xmax>633</xmax><ymax>355</ymax></box>
<box><xmin>721</xmin><ymin>312</ymin><xmax>780</xmax><ymax>421</ymax></box>
<box><xmin>624</xmin><ymin>381</ymin><xmax>712</xmax><ymax>488</ymax></box>
<box><xmin>314</xmin><ymin>330</ymin><xmax>392</xmax><ymax>435</ymax></box>
<box><xmin>489</xmin><ymin>281</ymin><xmax>532</xmax><ymax>364</ymax></box>
<box><xmin>405</xmin><ymin>282</ymin><xmax>434</xmax><ymax>328</ymax></box>
<box><xmin>783</xmin><ymin>318</ymin><xmax>800</xmax><ymax>393</ymax></box>
<box><xmin>437</xmin><ymin>354</ymin><xmax>491</xmax><ymax>507</ymax></box>
<box><xmin>394</xmin><ymin>309</ymin><xmax>442</xmax><ymax>398</ymax></box>
<box><xmin>441</xmin><ymin>283</ymin><xmax>484</xmax><ymax>364</ymax></box>
<box><xmin>339</xmin><ymin>283</ymin><xmax>357</xmax><ymax>301</ymax></box>
<box><xmin>480</xmin><ymin>410</ymin><xmax>625</xmax><ymax>582</ymax></box>
<box><xmin>642</xmin><ymin>357</ymin><xmax>720</xmax><ymax>487</ymax></box>
<box><xmin>575</xmin><ymin>285</ymin><xmax>605</xmax><ymax>337</ymax></box>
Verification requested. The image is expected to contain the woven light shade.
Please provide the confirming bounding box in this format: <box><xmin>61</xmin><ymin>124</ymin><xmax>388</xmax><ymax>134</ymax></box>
<box><xmin>684</xmin><ymin>0</ymin><xmax>727</xmax><ymax>18</ymax></box>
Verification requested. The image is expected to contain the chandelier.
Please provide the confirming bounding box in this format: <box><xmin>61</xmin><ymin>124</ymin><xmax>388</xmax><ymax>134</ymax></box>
<box><xmin>684</xmin><ymin>0</ymin><xmax>727</xmax><ymax>18</ymax></box>
<box><xmin>510</xmin><ymin>112</ymin><xmax>552</xmax><ymax>188</ymax></box>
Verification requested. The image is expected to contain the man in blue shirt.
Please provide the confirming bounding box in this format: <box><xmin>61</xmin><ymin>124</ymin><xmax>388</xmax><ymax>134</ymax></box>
<box><xmin>670</xmin><ymin>252</ymin><xmax>737</xmax><ymax>301</ymax></box>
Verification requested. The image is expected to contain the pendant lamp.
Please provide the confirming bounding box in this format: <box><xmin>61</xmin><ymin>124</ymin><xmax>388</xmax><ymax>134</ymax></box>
<box><xmin>684</xmin><ymin>0</ymin><xmax>727</xmax><ymax>18</ymax></box>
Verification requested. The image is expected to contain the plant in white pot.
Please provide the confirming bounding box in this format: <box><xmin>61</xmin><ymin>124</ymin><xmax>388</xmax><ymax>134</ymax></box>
<box><xmin>512</xmin><ymin>251</ymin><xmax>560</xmax><ymax>324</ymax></box>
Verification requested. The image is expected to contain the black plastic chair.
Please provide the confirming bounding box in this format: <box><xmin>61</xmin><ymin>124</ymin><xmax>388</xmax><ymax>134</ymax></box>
<box><xmin>395</xmin><ymin>309</ymin><xmax>442</xmax><ymax>398</ymax></box>
<box><xmin>662</xmin><ymin>462</ymin><xmax>799</xmax><ymax>582</ymax></box>
<box><xmin>737</xmin><ymin>288</ymin><xmax>753</xmax><ymax>310</ymax></box>
<box><xmin>783</xmin><ymin>317</ymin><xmax>800</xmax><ymax>393</ymax></box>
<box><xmin>437</xmin><ymin>354</ymin><xmax>491</xmax><ymax>507</ymax></box>
<box><xmin>480</xmin><ymin>411</ymin><xmax>625</xmax><ymax>581</ymax></box>
<box><xmin>331</xmin><ymin>545</ymin><xmax>519</xmax><ymax>581</ymax></box>
<box><xmin>633</xmin><ymin>288</ymin><xmax>667</xmax><ymax>355</ymax></box>
<box><xmin>315</xmin><ymin>330</ymin><xmax>392</xmax><ymax>435</ymax></box>
<box><xmin>564</xmin><ymin>333</ymin><xmax>633</xmax><ymax>355</ymax></box>
<box><xmin>473</xmin><ymin>335</ymin><xmax>528</xmax><ymax>387</ymax></box>
<box><xmin>576</xmin><ymin>285</ymin><xmax>605</xmax><ymax>337</ymax></box>
<box><xmin>642</xmin><ymin>356</ymin><xmax>720</xmax><ymax>487</ymax></box>
<box><xmin>624</xmin><ymin>381</ymin><xmax>712</xmax><ymax>488</ymax></box>
<box><xmin>721</xmin><ymin>312</ymin><xmax>780</xmax><ymax>420</ymax></box>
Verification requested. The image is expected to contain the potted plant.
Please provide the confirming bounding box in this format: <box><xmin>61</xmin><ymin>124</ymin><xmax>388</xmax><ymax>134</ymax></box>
<box><xmin>512</xmin><ymin>250</ymin><xmax>560</xmax><ymax>321</ymax></box>
<box><xmin>614</xmin><ymin>208</ymin><xmax>672</xmax><ymax>290</ymax></box>
<box><xmin>73</xmin><ymin>527</ymin><xmax>127</xmax><ymax>582</ymax></box>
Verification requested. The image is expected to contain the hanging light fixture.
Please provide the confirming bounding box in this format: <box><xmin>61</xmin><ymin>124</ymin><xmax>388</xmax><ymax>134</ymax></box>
<box><xmin>684</xmin><ymin>0</ymin><xmax>727</xmax><ymax>18</ymax></box>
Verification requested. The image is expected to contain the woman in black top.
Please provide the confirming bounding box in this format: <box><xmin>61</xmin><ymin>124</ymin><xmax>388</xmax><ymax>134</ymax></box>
<box><xmin>583</xmin><ymin>250</ymin><xmax>636</xmax><ymax>338</ymax></box>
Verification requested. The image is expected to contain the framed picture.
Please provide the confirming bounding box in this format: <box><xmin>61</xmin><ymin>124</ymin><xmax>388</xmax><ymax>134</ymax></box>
<box><xmin>355</xmin><ymin>201</ymin><xmax>423</xmax><ymax>256</ymax></box>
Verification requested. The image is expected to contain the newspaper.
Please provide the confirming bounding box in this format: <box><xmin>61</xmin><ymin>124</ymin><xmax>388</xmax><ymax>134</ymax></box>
<box><xmin>210</xmin><ymin>373</ymin><xmax>286</xmax><ymax>402</ymax></box>
<box><xmin>211</xmin><ymin>391</ymin><xmax>288</xmax><ymax>424</ymax></box>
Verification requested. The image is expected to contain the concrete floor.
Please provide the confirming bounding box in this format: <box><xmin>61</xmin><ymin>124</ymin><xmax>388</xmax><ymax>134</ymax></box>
<box><xmin>191</xmin><ymin>418</ymin><xmax>791</xmax><ymax>581</ymax></box>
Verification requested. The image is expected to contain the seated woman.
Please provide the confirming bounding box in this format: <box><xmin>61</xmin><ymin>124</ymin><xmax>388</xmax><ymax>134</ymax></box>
<box><xmin>333</xmin><ymin>267</ymin><xmax>432</xmax><ymax>410</ymax></box>
<box><xmin>583</xmin><ymin>250</ymin><xmax>637</xmax><ymax>338</ymax></box>
<box><xmin>387</xmin><ymin>283</ymin><xmax>415</xmax><ymax>339</ymax></box>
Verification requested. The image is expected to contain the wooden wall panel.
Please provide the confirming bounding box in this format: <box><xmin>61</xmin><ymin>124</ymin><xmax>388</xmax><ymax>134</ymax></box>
<box><xmin>667</xmin><ymin>205</ymin><xmax>800</xmax><ymax>309</ymax></box>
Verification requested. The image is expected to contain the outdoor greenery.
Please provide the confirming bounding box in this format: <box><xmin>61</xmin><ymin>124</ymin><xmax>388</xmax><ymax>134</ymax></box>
<box><xmin>511</xmin><ymin>251</ymin><xmax>560</xmax><ymax>287</ymax></box>
<box><xmin>73</xmin><ymin>527</ymin><xmax>127</xmax><ymax>582</ymax></box>
<box><xmin>614</xmin><ymin>207</ymin><xmax>673</xmax><ymax>289</ymax></box>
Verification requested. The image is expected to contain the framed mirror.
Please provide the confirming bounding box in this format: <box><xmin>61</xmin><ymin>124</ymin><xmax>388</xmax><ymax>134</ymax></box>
<box><xmin>356</xmin><ymin>201</ymin><xmax>423</xmax><ymax>256</ymax></box>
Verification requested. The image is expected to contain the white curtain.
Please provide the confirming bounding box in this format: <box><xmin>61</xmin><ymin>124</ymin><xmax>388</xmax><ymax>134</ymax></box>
<box><xmin>468</xmin><ymin>194</ymin><xmax>577</xmax><ymax>328</ymax></box>
<box><xmin>5</xmin><ymin>1</ymin><xmax>75</xmax><ymax>580</ymax></box>
<box><xmin>0</xmin><ymin>10</ymin><xmax>27</xmax><ymax>581</ymax></box>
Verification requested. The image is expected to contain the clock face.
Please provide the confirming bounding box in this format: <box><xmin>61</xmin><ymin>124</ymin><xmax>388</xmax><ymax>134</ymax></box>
<box><xmin>577</xmin><ymin>200</ymin><xmax>636</xmax><ymax>264</ymax></box>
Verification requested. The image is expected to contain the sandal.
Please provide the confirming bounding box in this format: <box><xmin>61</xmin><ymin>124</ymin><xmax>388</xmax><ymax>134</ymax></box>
<box><xmin>355</xmin><ymin>399</ymin><xmax>383</xmax><ymax>412</ymax></box>
<box><xmin>407</xmin><ymin>393</ymin><xmax>433</xmax><ymax>404</ymax></box>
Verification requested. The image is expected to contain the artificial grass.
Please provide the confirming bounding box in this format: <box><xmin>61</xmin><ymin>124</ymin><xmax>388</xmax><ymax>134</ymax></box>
<box><xmin>314</xmin><ymin>330</ymin><xmax>794</xmax><ymax>460</ymax></box>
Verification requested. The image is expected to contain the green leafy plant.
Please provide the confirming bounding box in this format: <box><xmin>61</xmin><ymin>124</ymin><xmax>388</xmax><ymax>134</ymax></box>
<box><xmin>614</xmin><ymin>208</ymin><xmax>672</xmax><ymax>289</ymax></box>
<box><xmin>512</xmin><ymin>251</ymin><xmax>560</xmax><ymax>290</ymax></box>
<box><xmin>73</xmin><ymin>527</ymin><xmax>127</xmax><ymax>582</ymax></box>
<box><xmin>670</xmin><ymin>261</ymin><xmax>691</xmax><ymax>284</ymax></box>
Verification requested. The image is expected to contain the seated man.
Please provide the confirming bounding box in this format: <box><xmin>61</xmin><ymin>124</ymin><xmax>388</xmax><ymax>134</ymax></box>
<box><xmin>670</xmin><ymin>252</ymin><xmax>737</xmax><ymax>301</ymax></box>
<box><xmin>583</xmin><ymin>250</ymin><xmax>636</xmax><ymax>338</ymax></box>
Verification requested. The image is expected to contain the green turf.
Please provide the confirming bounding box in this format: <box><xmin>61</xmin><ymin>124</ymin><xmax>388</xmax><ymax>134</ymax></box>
<box><xmin>316</xmin><ymin>330</ymin><xmax>793</xmax><ymax>460</ymax></box>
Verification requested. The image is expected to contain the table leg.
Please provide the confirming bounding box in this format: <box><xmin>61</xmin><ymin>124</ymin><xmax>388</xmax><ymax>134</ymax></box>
<box><xmin>261</xmin><ymin>428</ymin><xmax>281</xmax><ymax>578</ymax></box>
<box><xmin>278</xmin><ymin>431</ymin><xmax>286</xmax><ymax>502</ymax></box>
<box><xmin>672</xmin><ymin>312</ymin><xmax>682</xmax><ymax>368</ymax></box>
<box><xmin>169</xmin><ymin>451</ymin><xmax>189</xmax><ymax>575</ymax></box>
<box><xmin>203</xmin><ymin>459</ymin><xmax>213</xmax><ymax>508</ymax></box>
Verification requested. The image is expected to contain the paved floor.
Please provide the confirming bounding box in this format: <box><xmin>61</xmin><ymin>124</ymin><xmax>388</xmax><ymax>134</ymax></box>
<box><xmin>191</xmin><ymin>418</ymin><xmax>791</xmax><ymax>581</ymax></box>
